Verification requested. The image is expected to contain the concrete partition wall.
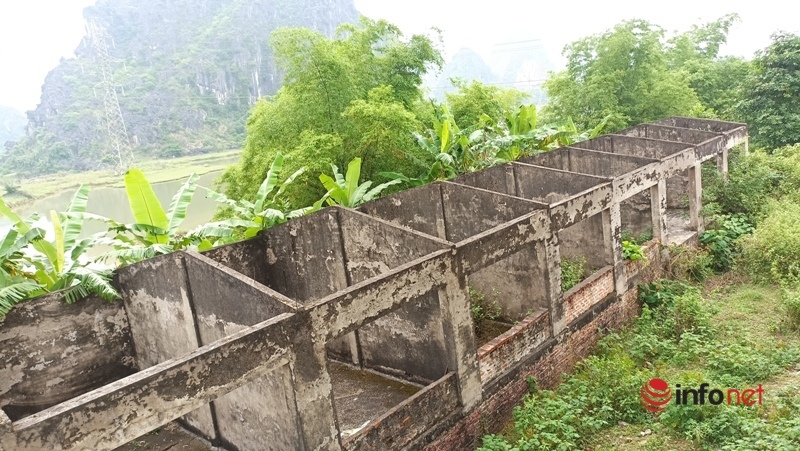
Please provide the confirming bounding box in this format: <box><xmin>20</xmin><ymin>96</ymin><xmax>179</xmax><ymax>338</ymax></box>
<box><xmin>521</xmin><ymin>147</ymin><xmax>661</xmax><ymax>239</ymax></box>
<box><xmin>358</xmin><ymin>182</ymin><xmax>552</xmax><ymax>322</ymax></box>
<box><xmin>203</xmin><ymin>207</ymin><xmax>456</xmax><ymax>384</ymax></box>
<box><xmin>652</xmin><ymin>116</ymin><xmax>748</xmax><ymax>150</ymax></box>
<box><xmin>117</xmin><ymin>252</ymin><xmax>217</xmax><ymax>437</ymax></box>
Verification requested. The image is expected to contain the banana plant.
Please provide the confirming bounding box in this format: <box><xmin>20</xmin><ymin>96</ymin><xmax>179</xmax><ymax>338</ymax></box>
<box><xmin>0</xmin><ymin>186</ymin><xmax>118</xmax><ymax>312</ymax></box>
<box><xmin>197</xmin><ymin>153</ymin><xmax>324</xmax><ymax>248</ymax></box>
<box><xmin>100</xmin><ymin>169</ymin><xmax>202</xmax><ymax>264</ymax></box>
<box><xmin>319</xmin><ymin>157</ymin><xmax>402</xmax><ymax>208</ymax></box>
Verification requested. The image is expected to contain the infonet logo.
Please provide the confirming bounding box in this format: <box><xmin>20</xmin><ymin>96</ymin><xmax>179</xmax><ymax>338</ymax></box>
<box><xmin>641</xmin><ymin>378</ymin><xmax>764</xmax><ymax>413</ymax></box>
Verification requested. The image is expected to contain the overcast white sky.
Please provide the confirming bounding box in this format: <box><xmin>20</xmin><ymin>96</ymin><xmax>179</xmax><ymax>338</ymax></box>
<box><xmin>1</xmin><ymin>0</ymin><xmax>799</xmax><ymax>113</ymax></box>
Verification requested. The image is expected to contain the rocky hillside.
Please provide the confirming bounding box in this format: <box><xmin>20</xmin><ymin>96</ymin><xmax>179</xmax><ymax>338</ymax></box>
<box><xmin>3</xmin><ymin>0</ymin><xmax>358</xmax><ymax>174</ymax></box>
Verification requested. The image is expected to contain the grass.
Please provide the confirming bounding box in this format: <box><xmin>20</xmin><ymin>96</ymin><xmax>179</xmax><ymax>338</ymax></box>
<box><xmin>479</xmin><ymin>274</ymin><xmax>800</xmax><ymax>451</ymax></box>
<box><xmin>2</xmin><ymin>149</ymin><xmax>241</xmax><ymax>208</ymax></box>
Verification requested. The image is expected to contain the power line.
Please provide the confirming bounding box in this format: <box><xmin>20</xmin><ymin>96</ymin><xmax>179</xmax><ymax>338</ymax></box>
<box><xmin>87</xmin><ymin>19</ymin><xmax>134</xmax><ymax>174</ymax></box>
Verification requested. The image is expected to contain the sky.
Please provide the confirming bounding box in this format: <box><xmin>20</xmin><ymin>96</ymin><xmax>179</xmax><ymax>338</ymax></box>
<box><xmin>0</xmin><ymin>0</ymin><xmax>799</xmax><ymax>114</ymax></box>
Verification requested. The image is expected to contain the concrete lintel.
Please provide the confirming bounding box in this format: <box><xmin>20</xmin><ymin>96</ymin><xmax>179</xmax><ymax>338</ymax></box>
<box><xmin>651</xmin><ymin>116</ymin><xmax>747</xmax><ymax>150</ymax></box>
<box><xmin>3</xmin><ymin>313</ymin><xmax>297</xmax><ymax>451</ymax></box>
<box><xmin>608</xmin><ymin>161</ymin><xmax>661</xmax><ymax>202</ymax></box>
<box><xmin>548</xmin><ymin>183</ymin><xmax>613</xmax><ymax>231</ymax></box>
<box><xmin>308</xmin><ymin>251</ymin><xmax>452</xmax><ymax>342</ymax></box>
<box><xmin>455</xmin><ymin>209</ymin><xmax>550</xmax><ymax>273</ymax></box>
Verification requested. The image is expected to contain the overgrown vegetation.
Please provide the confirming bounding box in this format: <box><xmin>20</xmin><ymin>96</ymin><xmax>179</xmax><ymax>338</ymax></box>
<box><xmin>561</xmin><ymin>256</ymin><xmax>587</xmax><ymax>292</ymax></box>
<box><xmin>479</xmin><ymin>279</ymin><xmax>800</xmax><ymax>450</ymax></box>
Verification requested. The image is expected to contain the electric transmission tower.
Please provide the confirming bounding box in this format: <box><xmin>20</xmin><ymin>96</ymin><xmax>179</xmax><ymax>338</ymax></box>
<box><xmin>87</xmin><ymin>19</ymin><xmax>134</xmax><ymax>174</ymax></box>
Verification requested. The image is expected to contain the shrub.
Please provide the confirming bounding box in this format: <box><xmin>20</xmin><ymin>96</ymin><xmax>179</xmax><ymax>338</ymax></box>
<box><xmin>561</xmin><ymin>255</ymin><xmax>586</xmax><ymax>292</ymax></box>
<box><xmin>665</xmin><ymin>244</ymin><xmax>714</xmax><ymax>282</ymax></box>
<box><xmin>469</xmin><ymin>288</ymin><xmax>502</xmax><ymax>323</ymax></box>
<box><xmin>782</xmin><ymin>287</ymin><xmax>800</xmax><ymax>331</ymax></box>
<box><xmin>622</xmin><ymin>240</ymin><xmax>646</xmax><ymax>261</ymax></box>
<box><xmin>740</xmin><ymin>200</ymin><xmax>800</xmax><ymax>285</ymax></box>
<box><xmin>699</xmin><ymin>213</ymin><xmax>754</xmax><ymax>272</ymax></box>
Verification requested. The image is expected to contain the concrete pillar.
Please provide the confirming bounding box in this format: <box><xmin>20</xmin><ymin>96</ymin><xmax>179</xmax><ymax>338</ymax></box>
<box><xmin>717</xmin><ymin>147</ymin><xmax>729</xmax><ymax>179</ymax></box>
<box><xmin>438</xmin><ymin>257</ymin><xmax>482</xmax><ymax>410</ymax></box>
<box><xmin>688</xmin><ymin>162</ymin><xmax>703</xmax><ymax>232</ymax></box>
<box><xmin>745</xmin><ymin>136</ymin><xmax>750</xmax><ymax>156</ymax></box>
<box><xmin>650</xmin><ymin>180</ymin><xmax>668</xmax><ymax>243</ymax></box>
<box><xmin>291</xmin><ymin>318</ymin><xmax>341</xmax><ymax>451</ymax></box>
<box><xmin>602</xmin><ymin>204</ymin><xmax>627</xmax><ymax>294</ymax></box>
<box><xmin>544</xmin><ymin>231</ymin><xmax>566</xmax><ymax>335</ymax></box>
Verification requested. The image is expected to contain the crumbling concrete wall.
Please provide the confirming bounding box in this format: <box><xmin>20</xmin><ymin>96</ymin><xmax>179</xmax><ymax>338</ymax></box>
<box><xmin>0</xmin><ymin>117</ymin><xmax>746</xmax><ymax>451</ymax></box>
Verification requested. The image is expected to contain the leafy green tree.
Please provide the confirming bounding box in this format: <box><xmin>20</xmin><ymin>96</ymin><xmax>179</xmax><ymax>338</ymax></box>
<box><xmin>445</xmin><ymin>79</ymin><xmax>528</xmax><ymax>128</ymax></box>
<box><xmin>221</xmin><ymin>17</ymin><xmax>443</xmax><ymax>208</ymax></box>
<box><xmin>669</xmin><ymin>14</ymin><xmax>748</xmax><ymax>120</ymax></box>
<box><xmin>542</xmin><ymin>16</ymin><xmax>742</xmax><ymax>132</ymax></box>
<box><xmin>738</xmin><ymin>32</ymin><xmax>800</xmax><ymax>149</ymax></box>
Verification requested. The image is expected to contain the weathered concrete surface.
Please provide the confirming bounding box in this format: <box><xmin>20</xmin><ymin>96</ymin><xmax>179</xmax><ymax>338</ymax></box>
<box><xmin>329</xmin><ymin>362</ymin><xmax>421</xmax><ymax>436</ymax></box>
<box><xmin>0</xmin><ymin>293</ymin><xmax>135</xmax><ymax>420</ymax></box>
<box><xmin>344</xmin><ymin>373</ymin><xmax>457</xmax><ymax>451</ymax></box>
<box><xmin>1</xmin><ymin>313</ymin><xmax>295</xmax><ymax>451</ymax></box>
<box><xmin>183</xmin><ymin>252</ymin><xmax>302</xmax><ymax>451</ymax></box>
<box><xmin>652</xmin><ymin>116</ymin><xmax>747</xmax><ymax>150</ymax></box>
<box><xmin>614</xmin><ymin>124</ymin><xmax>724</xmax><ymax>161</ymax></box>
<box><xmin>117</xmin><ymin>252</ymin><xmax>215</xmax><ymax>438</ymax></box>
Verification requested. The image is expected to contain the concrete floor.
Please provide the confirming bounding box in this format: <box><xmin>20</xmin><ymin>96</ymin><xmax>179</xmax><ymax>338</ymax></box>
<box><xmin>115</xmin><ymin>422</ymin><xmax>214</xmax><ymax>451</ymax></box>
<box><xmin>329</xmin><ymin>361</ymin><xmax>421</xmax><ymax>439</ymax></box>
<box><xmin>665</xmin><ymin>209</ymin><xmax>696</xmax><ymax>245</ymax></box>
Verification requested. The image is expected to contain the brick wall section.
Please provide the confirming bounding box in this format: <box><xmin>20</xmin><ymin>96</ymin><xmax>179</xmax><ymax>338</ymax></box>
<box><xmin>344</xmin><ymin>373</ymin><xmax>458</xmax><ymax>451</ymax></box>
<box><xmin>477</xmin><ymin>309</ymin><xmax>551</xmax><ymax>383</ymax></box>
<box><xmin>563</xmin><ymin>266</ymin><xmax>614</xmax><ymax>324</ymax></box>
<box><xmin>422</xmin><ymin>289</ymin><xmax>643</xmax><ymax>451</ymax></box>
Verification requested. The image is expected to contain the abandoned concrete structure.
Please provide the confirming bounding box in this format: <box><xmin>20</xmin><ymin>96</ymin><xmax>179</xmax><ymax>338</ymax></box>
<box><xmin>0</xmin><ymin>117</ymin><xmax>747</xmax><ymax>451</ymax></box>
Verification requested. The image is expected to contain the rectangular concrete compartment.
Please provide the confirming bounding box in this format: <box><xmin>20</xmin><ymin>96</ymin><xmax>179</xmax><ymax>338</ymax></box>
<box><xmin>202</xmin><ymin>206</ymin><xmax>468</xmax><ymax>440</ymax></box>
<box><xmin>1</xmin><ymin>251</ymin><xmax>301</xmax><ymax>451</ymax></box>
<box><xmin>357</xmin><ymin>181</ymin><xmax>553</xmax><ymax>322</ymax></box>
<box><xmin>651</xmin><ymin>116</ymin><xmax>748</xmax><ymax>149</ymax></box>
<box><xmin>613</xmin><ymin>124</ymin><xmax>724</xmax><ymax>162</ymax></box>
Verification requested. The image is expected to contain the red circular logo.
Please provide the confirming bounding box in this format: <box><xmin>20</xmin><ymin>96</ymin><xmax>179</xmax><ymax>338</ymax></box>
<box><xmin>641</xmin><ymin>378</ymin><xmax>672</xmax><ymax>412</ymax></box>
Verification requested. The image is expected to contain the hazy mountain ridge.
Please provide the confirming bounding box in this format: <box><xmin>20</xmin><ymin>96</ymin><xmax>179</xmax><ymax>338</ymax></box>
<box><xmin>3</xmin><ymin>0</ymin><xmax>358</xmax><ymax>174</ymax></box>
<box><xmin>0</xmin><ymin>106</ymin><xmax>26</xmax><ymax>150</ymax></box>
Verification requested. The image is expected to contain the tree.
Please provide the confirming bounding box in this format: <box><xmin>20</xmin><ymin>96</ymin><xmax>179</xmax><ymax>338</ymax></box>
<box><xmin>542</xmin><ymin>16</ymin><xmax>742</xmax><ymax>132</ymax></box>
<box><xmin>220</xmin><ymin>17</ymin><xmax>443</xmax><ymax>208</ymax></box>
<box><xmin>738</xmin><ymin>33</ymin><xmax>800</xmax><ymax>149</ymax></box>
<box><xmin>445</xmin><ymin>79</ymin><xmax>528</xmax><ymax>128</ymax></box>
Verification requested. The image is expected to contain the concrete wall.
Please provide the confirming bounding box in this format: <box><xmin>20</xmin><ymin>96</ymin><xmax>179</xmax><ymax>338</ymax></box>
<box><xmin>0</xmin><ymin>118</ymin><xmax>746</xmax><ymax>451</ymax></box>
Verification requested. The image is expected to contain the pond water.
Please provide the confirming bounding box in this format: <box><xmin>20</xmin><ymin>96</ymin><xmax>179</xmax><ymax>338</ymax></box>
<box><xmin>1</xmin><ymin>171</ymin><xmax>224</xmax><ymax>253</ymax></box>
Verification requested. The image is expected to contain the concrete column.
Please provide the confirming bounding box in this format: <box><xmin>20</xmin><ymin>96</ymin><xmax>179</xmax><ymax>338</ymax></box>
<box><xmin>544</xmin><ymin>231</ymin><xmax>566</xmax><ymax>335</ymax></box>
<box><xmin>717</xmin><ymin>147</ymin><xmax>729</xmax><ymax>179</ymax></box>
<box><xmin>650</xmin><ymin>179</ymin><xmax>668</xmax><ymax>243</ymax></box>
<box><xmin>291</xmin><ymin>318</ymin><xmax>341</xmax><ymax>451</ymax></box>
<box><xmin>745</xmin><ymin>136</ymin><xmax>750</xmax><ymax>156</ymax></box>
<box><xmin>438</xmin><ymin>257</ymin><xmax>482</xmax><ymax>410</ymax></box>
<box><xmin>602</xmin><ymin>204</ymin><xmax>627</xmax><ymax>294</ymax></box>
<box><xmin>688</xmin><ymin>162</ymin><xmax>703</xmax><ymax>232</ymax></box>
